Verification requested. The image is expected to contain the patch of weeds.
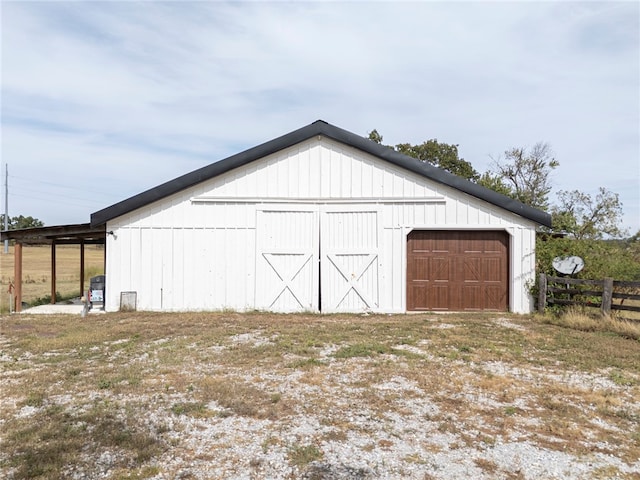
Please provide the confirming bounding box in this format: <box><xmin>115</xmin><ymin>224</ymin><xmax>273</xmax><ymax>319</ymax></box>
<box><xmin>322</xmin><ymin>429</ymin><xmax>348</xmax><ymax>443</ymax></box>
<box><xmin>504</xmin><ymin>405</ymin><xmax>518</xmax><ymax>416</ymax></box>
<box><xmin>262</xmin><ymin>435</ymin><xmax>280</xmax><ymax>453</ymax></box>
<box><xmin>22</xmin><ymin>391</ymin><xmax>45</xmax><ymax>407</ymax></box>
<box><xmin>287</xmin><ymin>358</ymin><xmax>326</xmax><ymax>369</ymax></box>
<box><xmin>197</xmin><ymin>377</ymin><xmax>288</xmax><ymax>419</ymax></box>
<box><xmin>446</xmin><ymin>349</ymin><xmax>461</xmax><ymax>361</ymax></box>
<box><xmin>171</xmin><ymin>402</ymin><xmax>211</xmax><ymax>418</ymax></box>
<box><xmin>390</xmin><ymin>347</ymin><xmax>424</xmax><ymax>360</ymax></box>
<box><xmin>611</xmin><ymin>408</ymin><xmax>639</xmax><ymax>422</ymax></box>
<box><xmin>403</xmin><ymin>453</ymin><xmax>427</xmax><ymax>464</ymax></box>
<box><xmin>288</xmin><ymin>443</ymin><xmax>323</xmax><ymax>468</ymax></box>
<box><xmin>110</xmin><ymin>465</ymin><xmax>161</xmax><ymax>479</ymax></box>
<box><xmin>590</xmin><ymin>466</ymin><xmax>623</xmax><ymax>479</ymax></box>
<box><xmin>270</xmin><ymin>393</ymin><xmax>282</xmax><ymax>404</ymax></box>
<box><xmin>478</xmin><ymin>434</ymin><xmax>497</xmax><ymax>447</ymax></box>
<box><xmin>609</xmin><ymin>370</ymin><xmax>635</xmax><ymax>386</ymax></box>
<box><xmin>98</xmin><ymin>378</ymin><xmax>113</xmax><ymax>390</ymax></box>
<box><xmin>334</xmin><ymin>343</ymin><xmax>390</xmax><ymax>359</ymax></box>
<box><xmin>4</xmin><ymin>402</ymin><xmax>165</xmax><ymax>480</ymax></box>
<box><xmin>28</xmin><ymin>292</ymin><xmax>63</xmax><ymax>307</ymax></box>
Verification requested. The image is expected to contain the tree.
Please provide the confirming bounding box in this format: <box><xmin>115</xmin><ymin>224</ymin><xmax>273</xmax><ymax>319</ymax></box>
<box><xmin>367</xmin><ymin>129</ymin><xmax>479</xmax><ymax>181</ymax></box>
<box><xmin>476</xmin><ymin>172</ymin><xmax>513</xmax><ymax>197</ymax></box>
<box><xmin>368</xmin><ymin>129</ymin><xmax>384</xmax><ymax>145</ymax></box>
<box><xmin>551</xmin><ymin>187</ymin><xmax>626</xmax><ymax>240</ymax></box>
<box><xmin>490</xmin><ymin>142</ymin><xmax>558</xmax><ymax>210</ymax></box>
<box><xmin>395</xmin><ymin>140</ymin><xmax>480</xmax><ymax>181</ymax></box>
<box><xmin>0</xmin><ymin>214</ymin><xmax>44</xmax><ymax>230</ymax></box>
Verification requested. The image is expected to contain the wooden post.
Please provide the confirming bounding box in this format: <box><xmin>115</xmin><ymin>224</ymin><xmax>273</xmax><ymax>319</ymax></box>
<box><xmin>538</xmin><ymin>273</ymin><xmax>547</xmax><ymax>314</ymax></box>
<box><xmin>14</xmin><ymin>242</ymin><xmax>22</xmax><ymax>312</ymax></box>
<box><xmin>51</xmin><ymin>241</ymin><xmax>56</xmax><ymax>304</ymax></box>
<box><xmin>80</xmin><ymin>240</ymin><xmax>85</xmax><ymax>298</ymax></box>
<box><xmin>601</xmin><ymin>277</ymin><xmax>613</xmax><ymax>316</ymax></box>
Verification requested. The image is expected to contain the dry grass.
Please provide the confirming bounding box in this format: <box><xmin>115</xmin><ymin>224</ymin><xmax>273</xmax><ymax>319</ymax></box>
<box><xmin>1</xmin><ymin>312</ymin><xmax>639</xmax><ymax>479</ymax></box>
<box><xmin>0</xmin><ymin>245</ymin><xmax>104</xmax><ymax>311</ymax></box>
<box><xmin>543</xmin><ymin>307</ymin><xmax>640</xmax><ymax>341</ymax></box>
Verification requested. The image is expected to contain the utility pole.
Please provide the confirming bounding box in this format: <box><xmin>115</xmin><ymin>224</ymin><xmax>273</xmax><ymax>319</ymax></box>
<box><xmin>4</xmin><ymin>163</ymin><xmax>8</xmax><ymax>254</ymax></box>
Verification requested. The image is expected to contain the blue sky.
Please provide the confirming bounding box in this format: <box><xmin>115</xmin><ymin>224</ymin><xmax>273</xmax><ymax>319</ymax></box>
<box><xmin>1</xmin><ymin>1</ymin><xmax>639</xmax><ymax>234</ymax></box>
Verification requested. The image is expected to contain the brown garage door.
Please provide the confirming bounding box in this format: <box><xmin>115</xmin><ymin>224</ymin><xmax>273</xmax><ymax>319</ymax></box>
<box><xmin>407</xmin><ymin>230</ymin><xmax>508</xmax><ymax>312</ymax></box>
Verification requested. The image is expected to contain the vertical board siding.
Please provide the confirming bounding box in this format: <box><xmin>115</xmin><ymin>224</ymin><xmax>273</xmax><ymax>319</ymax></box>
<box><xmin>105</xmin><ymin>137</ymin><xmax>538</xmax><ymax>313</ymax></box>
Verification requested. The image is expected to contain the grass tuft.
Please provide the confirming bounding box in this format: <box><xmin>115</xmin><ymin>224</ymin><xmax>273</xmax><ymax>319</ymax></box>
<box><xmin>333</xmin><ymin>342</ymin><xmax>391</xmax><ymax>358</ymax></box>
<box><xmin>287</xmin><ymin>443</ymin><xmax>323</xmax><ymax>468</ymax></box>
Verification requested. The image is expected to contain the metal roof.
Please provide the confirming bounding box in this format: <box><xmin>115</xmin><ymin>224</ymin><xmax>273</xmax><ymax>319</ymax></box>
<box><xmin>90</xmin><ymin>120</ymin><xmax>553</xmax><ymax>228</ymax></box>
<box><xmin>0</xmin><ymin>223</ymin><xmax>106</xmax><ymax>245</ymax></box>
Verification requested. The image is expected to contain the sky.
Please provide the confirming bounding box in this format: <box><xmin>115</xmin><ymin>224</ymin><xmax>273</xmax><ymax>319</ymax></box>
<box><xmin>1</xmin><ymin>1</ymin><xmax>639</xmax><ymax>235</ymax></box>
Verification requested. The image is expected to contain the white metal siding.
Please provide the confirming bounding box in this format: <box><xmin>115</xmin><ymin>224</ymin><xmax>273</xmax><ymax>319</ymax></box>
<box><xmin>105</xmin><ymin>137</ymin><xmax>538</xmax><ymax>314</ymax></box>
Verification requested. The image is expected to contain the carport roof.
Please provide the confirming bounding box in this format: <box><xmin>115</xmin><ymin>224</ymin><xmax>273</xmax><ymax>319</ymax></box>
<box><xmin>0</xmin><ymin>223</ymin><xmax>106</xmax><ymax>245</ymax></box>
<box><xmin>90</xmin><ymin>120</ymin><xmax>553</xmax><ymax>228</ymax></box>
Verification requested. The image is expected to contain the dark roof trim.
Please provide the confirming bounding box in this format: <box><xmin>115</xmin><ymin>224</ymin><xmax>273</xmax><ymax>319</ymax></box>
<box><xmin>1</xmin><ymin>223</ymin><xmax>106</xmax><ymax>245</ymax></box>
<box><xmin>91</xmin><ymin>120</ymin><xmax>552</xmax><ymax>228</ymax></box>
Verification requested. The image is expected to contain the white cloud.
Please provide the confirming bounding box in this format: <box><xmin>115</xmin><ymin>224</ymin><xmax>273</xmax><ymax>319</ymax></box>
<box><xmin>1</xmin><ymin>1</ymin><xmax>638</xmax><ymax>233</ymax></box>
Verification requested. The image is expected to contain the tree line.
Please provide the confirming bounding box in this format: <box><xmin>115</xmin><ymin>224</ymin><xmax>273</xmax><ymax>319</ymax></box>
<box><xmin>368</xmin><ymin>129</ymin><xmax>639</xmax><ymax>281</ymax></box>
<box><xmin>1</xmin><ymin>215</ymin><xmax>44</xmax><ymax>230</ymax></box>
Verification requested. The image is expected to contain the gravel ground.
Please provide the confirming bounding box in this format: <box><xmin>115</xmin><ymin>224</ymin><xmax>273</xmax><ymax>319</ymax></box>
<box><xmin>2</xmin><ymin>317</ymin><xmax>639</xmax><ymax>480</ymax></box>
<box><xmin>135</xmin><ymin>365</ymin><xmax>639</xmax><ymax>480</ymax></box>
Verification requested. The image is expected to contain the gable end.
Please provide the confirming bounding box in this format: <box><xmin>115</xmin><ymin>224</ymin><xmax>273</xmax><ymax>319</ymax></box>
<box><xmin>91</xmin><ymin>120</ymin><xmax>552</xmax><ymax>228</ymax></box>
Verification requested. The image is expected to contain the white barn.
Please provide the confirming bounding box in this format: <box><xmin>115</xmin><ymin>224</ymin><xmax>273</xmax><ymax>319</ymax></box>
<box><xmin>91</xmin><ymin>121</ymin><xmax>552</xmax><ymax>314</ymax></box>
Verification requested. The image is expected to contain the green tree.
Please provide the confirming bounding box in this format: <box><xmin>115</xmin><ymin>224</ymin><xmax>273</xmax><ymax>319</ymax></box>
<box><xmin>0</xmin><ymin>214</ymin><xmax>44</xmax><ymax>230</ymax></box>
<box><xmin>476</xmin><ymin>172</ymin><xmax>513</xmax><ymax>197</ymax></box>
<box><xmin>368</xmin><ymin>129</ymin><xmax>384</xmax><ymax>145</ymax></box>
<box><xmin>367</xmin><ymin>129</ymin><xmax>479</xmax><ymax>181</ymax></box>
<box><xmin>551</xmin><ymin>187</ymin><xmax>626</xmax><ymax>240</ymax></box>
<box><xmin>536</xmin><ymin>236</ymin><xmax>640</xmax><ymax>281</ymax></box>
<box><xmin>395</xmin><ymin>140</ymin><xmax>480</xmax><ymax>181</ymax></box>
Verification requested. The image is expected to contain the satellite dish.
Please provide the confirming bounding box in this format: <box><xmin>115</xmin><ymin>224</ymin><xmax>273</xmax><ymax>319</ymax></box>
<box><xmin>552</xmin><ymin>255</ymin><xmax>585</xmax><ymax>275</ymax></box>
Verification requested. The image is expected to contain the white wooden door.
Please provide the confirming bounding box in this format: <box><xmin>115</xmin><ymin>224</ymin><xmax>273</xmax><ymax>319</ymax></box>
<box><xmin>255</xmin><ymin>208</ymin><xmax>319</xmax><ymax>312</ymax></box>
<box><xmin>320</xmin><ymin>208</ymin><xmax>380</xmax><ymax>313</ymax></box>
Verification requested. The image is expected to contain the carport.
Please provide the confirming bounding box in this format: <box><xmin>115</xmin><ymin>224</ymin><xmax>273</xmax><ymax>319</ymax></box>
<box><xmin>0</xmin><ymin>223</ymin><xmax>106</xmax><ymax>312</ymax></box>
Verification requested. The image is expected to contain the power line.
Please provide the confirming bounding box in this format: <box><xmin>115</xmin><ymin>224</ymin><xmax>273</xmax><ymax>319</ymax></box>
<box><xmin>9</xmin><ymin>184</ymin><xmax>111</xmax><ymax>205</ymax></box>
<box><xmin>9</xmin><ymin>191</ymin><xmax>108</xmax><ymax>209</ymax></box>
<box><xmin>9</xmin><ymin>174</ymin><xmax>116</xmax><ymax>198</ymax></box>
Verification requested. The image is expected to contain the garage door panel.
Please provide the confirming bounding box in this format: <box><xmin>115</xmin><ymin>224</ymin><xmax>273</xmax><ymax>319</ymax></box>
<box><xmin>430</xmin><ymin>284</ymin><xmax>451</xmax><ymax>310</ymax></box>
<box><xmin>485</xmin><ymin>285</ymin><xmax>507</xmax><ymax>311</ymax></box>
<box><xmin>483</xmin><ymin>257</ymin><xmax>504</xmax><ymax>282</ymax></box>
<box><xmin>408</xmin><ymin>230</ymin><xmax>508</xmax><ymax>312</ymax></box>
<box><xmin>432</xmin><ymin>257</ymin><xmax>452</xmax><ymax>281</ymax></box>
<box><xmin>410</xmin><ymin>285</ymin><xmax>429</xmax><ymax>310</ymax></box>
<box><xmin>410</xmin><ymin>257</ymin><xmax>430</xmax><ymax>282</ymax></box>
<box><xmin>463</xmin><ymin>257</ymin><xmax>482</xmax><ymax>282</ymax></box>
<box><xmin>461</xmin><ymin>285</ymin><xmax>482</xmax><ymax>310</ymax></box>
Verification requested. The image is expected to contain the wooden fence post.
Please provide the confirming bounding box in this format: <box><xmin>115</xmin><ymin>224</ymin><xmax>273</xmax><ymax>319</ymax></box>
<box><xmin>538</xmin><ymin>273</ymin><xmax>547</xmax><ymax>314</ymax></box>
<box><xmin>601</xmin><ymin>277</ymin><xmax>613</xmax><ymax>316</ymax></box>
